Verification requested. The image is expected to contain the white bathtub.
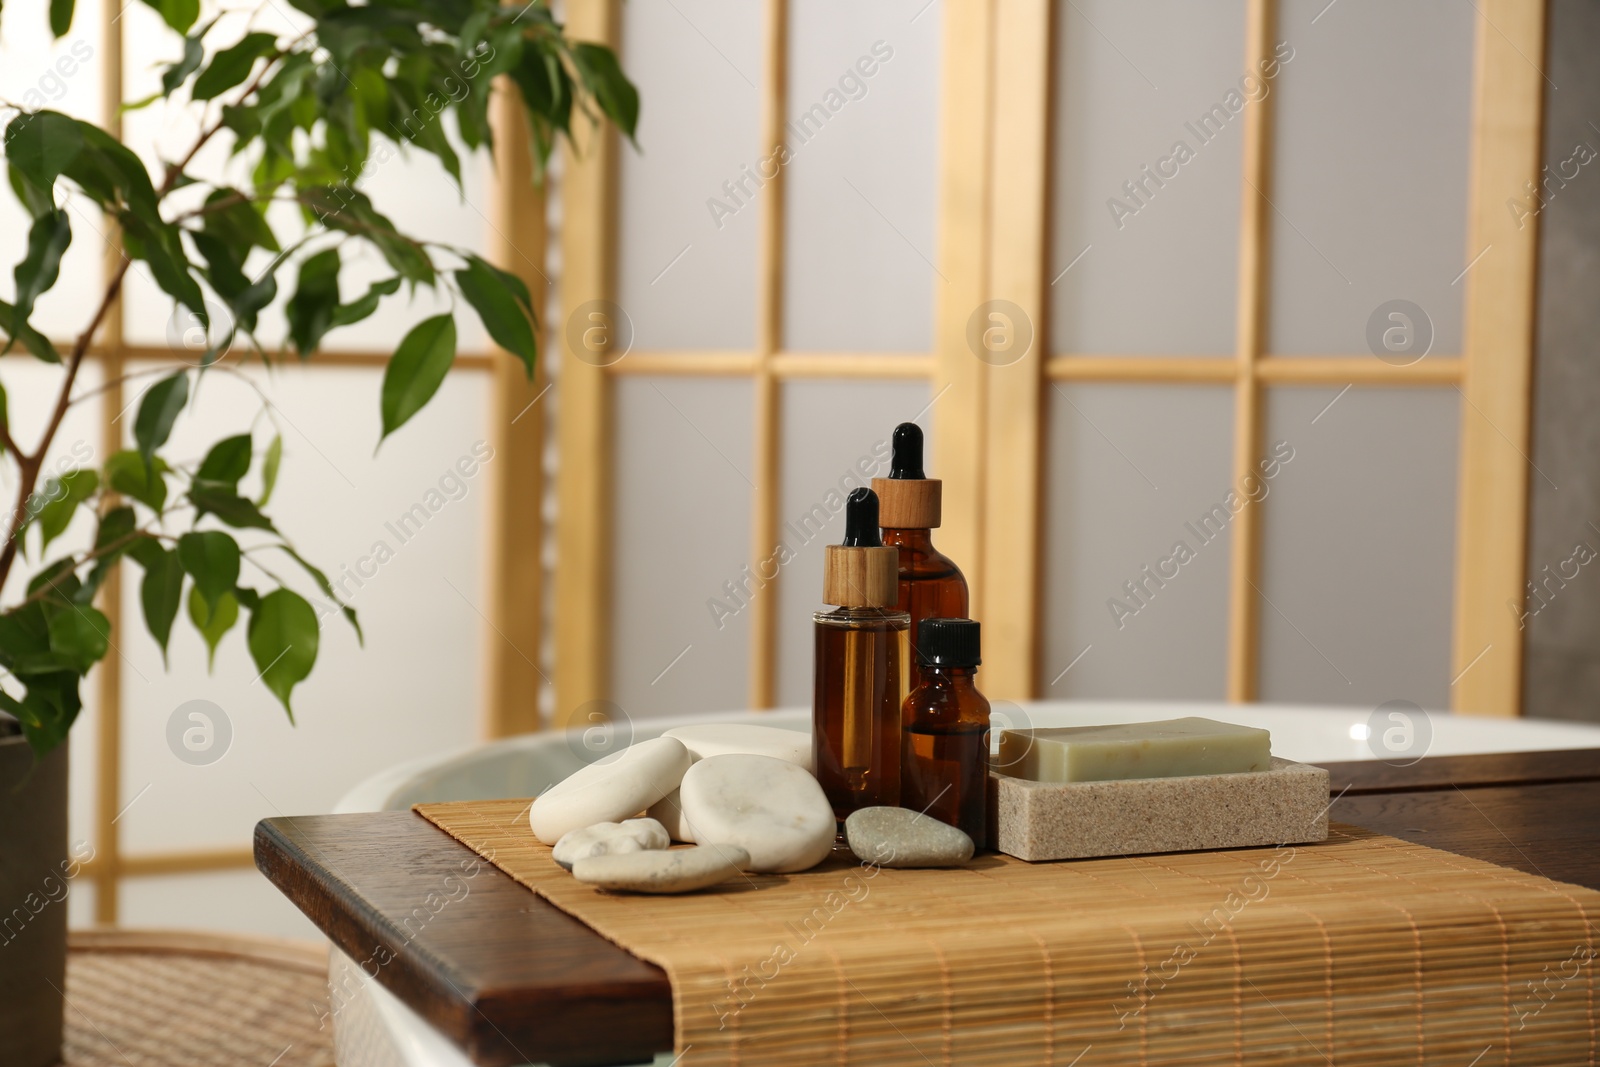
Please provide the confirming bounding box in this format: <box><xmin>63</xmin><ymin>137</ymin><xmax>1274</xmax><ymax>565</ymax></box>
<box><xmin>326</xmin><ymin>701</ymin><xmax>1600</xmax><ymax>1067</ymax></box>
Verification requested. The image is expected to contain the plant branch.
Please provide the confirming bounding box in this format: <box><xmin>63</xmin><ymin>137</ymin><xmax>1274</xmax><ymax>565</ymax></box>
<box><xmin>0</xmin><ymin>259</ymin><xmax>132</xmax><ymax>592</ymax></box>
<box><xmin>0</xmin><ymin>46</ymin><xmax>297</xmax><ymax>596</ymax></box>
<box><xmin>4</xmin><ymin>525</ymin><xmax>176</xmax><ymax>615</ymax></box>
<box><xmin>157</xmin><ymin>46</ymin><xmax>289</xmax><ymax>199</ymax></box>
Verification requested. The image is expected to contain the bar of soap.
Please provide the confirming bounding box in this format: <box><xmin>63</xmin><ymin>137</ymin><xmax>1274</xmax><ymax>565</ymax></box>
<box><xmin>997</xmin><ymin>717</ymin><xmax>1270</xmax><ymax>783</ymax></box>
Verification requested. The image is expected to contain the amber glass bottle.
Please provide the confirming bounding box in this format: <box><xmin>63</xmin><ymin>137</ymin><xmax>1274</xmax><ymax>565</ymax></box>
<box><xmin>901</xmin><ymin>618</ymin><xmax>990</xmax><ymax>847</ymax></box>
<box><xmin>813</xmin><ymin>488</ymin><xmax>910</xmax><ymax>822</ymax></box>
<box><xmin>873</xmin><ymin>423</ymin><xmax>969</xmax><ymax>689</ymax></box>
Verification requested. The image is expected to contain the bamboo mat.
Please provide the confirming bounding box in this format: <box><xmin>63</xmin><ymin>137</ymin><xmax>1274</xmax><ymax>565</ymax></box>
<box><xmin>417</xmin><ymin>798</ymin><xmax>1599</xmax><ymax>1066</ymax></box>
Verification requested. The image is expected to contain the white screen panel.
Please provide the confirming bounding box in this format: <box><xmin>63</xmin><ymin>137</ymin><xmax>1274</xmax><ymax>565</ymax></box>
<box><xmin>782</xmin><ymin>0</ymin><xmax>942</xmax><ymax>352</ymax></box>
<box><xmin>1266</xmin><ymin>0</ymin><xmax>1473</xmax><ymax>355</ymax></box>
<box><xmin>611</xmin><ymin>378</ymin><xmax>754</xmax><ymax>719</ymax></box>
<box><xmin>118</xmin><ymin>364</ymin><xmax>489</xmax><ymax>854</ymax></box>
<box><xmin>617</xmin><ymin>0</ymin><xmax>763</xmax><ymax>350</ymax></box>
<box><xmin>775</xmin><ymin>380</ymin><xmax>934</xmax><ymax>706</ymax></box>
<box><xmin>1257</xmin><ymin>387</ymin><xmax>1459</xmax><ymax>707</ymax></box>
<box><xmin>1039</xmin><ymin>385</ymin><xmax>1235</xmax><ymax>697</ymax></box>
<box><xmin>0</xmin><ymin>0</ymin><xmax>106</xmax><ymax>344</ymax></box>
<box><xmin>1049</xmin><ymin>0</ymin><xmax>1246</xmax><ymax>355</ymax></box>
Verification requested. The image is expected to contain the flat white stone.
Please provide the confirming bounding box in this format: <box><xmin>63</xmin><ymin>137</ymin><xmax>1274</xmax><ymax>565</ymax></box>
<box><xmin>647</xmin><ymin>727</ymin><xmax>814</xmax><ymax>843</ymax></box>
<box><xmin>551</xmin><ymin>818</ymin><xmax>671</xmax><ymax>870</ymax></box>
<box><xmin>662</xmin><ymin>724</ymin><xmax>814</xmax><ymax>772</ymax></box>
<box><xmin>572</xmin><ymin>844</ymin><xmax>751</xmax><ymax>894</ymax></box>
<box><xmin>678</xmin><ymin>754</ymin><xmax>835</xmax><ymax>874</ymax></box>
<box><xmin>529</xmin><ymin>738</ymin><xmax>692</xmax><ymax>845</ymax></box>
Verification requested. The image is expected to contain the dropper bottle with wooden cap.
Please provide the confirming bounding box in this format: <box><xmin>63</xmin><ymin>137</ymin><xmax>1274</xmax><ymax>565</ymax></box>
<box><xmin>812</xmin><ymin>487</ymin><xmax>910</xmax><ymax>822</ymax></box>
<box><xmin>872</xmin><ymin>423</ymin><xmax>969</xmax><ymax>686</ymax></box>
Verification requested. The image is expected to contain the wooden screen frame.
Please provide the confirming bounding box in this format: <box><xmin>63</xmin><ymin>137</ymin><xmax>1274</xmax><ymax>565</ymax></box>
<box><xmin>552</xmin><ymin>0</ymin><xmax>1544</xmax><ymax>725</ymax></box>
<box><xmin>67</xmin><ymin>0</ymin><xmax>1543</xmax><ymax>922</ymax></box>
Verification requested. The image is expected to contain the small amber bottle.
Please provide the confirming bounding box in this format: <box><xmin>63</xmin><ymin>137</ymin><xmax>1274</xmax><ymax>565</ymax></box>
<box><xmin>873</xmin><ymin>423</ymin><xmax>969</xmax><ymax>689</ymax></box>
<box><xmin>901</xmin><ymin>618</ymin><xmax>990</xmax><ymax>847</ymax></box>
<box><xmin>813</xmin><ymin>488</ymin><xmax>910</xmax><ymax>822</ymax></box>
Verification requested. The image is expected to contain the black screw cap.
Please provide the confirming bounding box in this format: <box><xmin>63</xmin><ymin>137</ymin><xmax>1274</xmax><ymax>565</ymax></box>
<box><xmin>917</xmin><ymin>618</ymin><xmax>981</xmax><ymax>667</ymax></box>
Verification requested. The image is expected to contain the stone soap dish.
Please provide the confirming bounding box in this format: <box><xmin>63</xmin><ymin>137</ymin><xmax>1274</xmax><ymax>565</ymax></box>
<box><xmin>990</xmin><ymin>757</ymin><xmax>1330</xmax><ymax>862</ymax></box>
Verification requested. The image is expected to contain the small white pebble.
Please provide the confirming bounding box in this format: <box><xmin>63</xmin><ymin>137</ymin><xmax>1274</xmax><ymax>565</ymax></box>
<box><xmin>552</xmin><ymin>818</ymin><xmax>670</xmax><ymax>870</ymax></box>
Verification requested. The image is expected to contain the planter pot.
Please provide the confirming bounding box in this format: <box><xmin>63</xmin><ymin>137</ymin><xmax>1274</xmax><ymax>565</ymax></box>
<box><xmin>0</xmin><ymin>732</ymin><xmax>67</xmax><ymax>1067</ymax></box>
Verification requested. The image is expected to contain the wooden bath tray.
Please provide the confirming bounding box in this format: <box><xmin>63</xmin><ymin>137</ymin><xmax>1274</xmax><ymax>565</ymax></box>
<box><xmin>256</xmin><ymin>751</ymin><xmax>1600</xmax><ymax>1066</ymax></box>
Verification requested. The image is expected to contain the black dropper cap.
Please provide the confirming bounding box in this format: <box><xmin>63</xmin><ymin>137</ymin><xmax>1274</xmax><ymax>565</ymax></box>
<box><xmin>841</xmin><ymin>487</ymin><xmax>883</xmax><ymax>547</ymax></box>
<box><xmin>917</xmin><ymin>618</ymin><xmax>981</xmax><ymax>667</ymax></box>
<box><xmin>889</xmin><ymin>422</ymin><xmax>924</xmax><ymax>479</ymax></box>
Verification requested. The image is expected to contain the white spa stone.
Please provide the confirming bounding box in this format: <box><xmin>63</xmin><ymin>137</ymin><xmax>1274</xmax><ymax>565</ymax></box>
<box><xmin>678</xmin><ymin>754</ymin><xmax>835</xmax><ymax>873</ymax></box>
<box><xmin>661</xmin><ymin>723</ymin><xmax>814</xmax><ymax>771</ymax></box>
<box><xmin>529</xmin><ymin>738</ymin><xmax>692</xmax><ymax>845</ymax></box>
<box><xmin>572</xmin><ymin>844</ymin><xmax>751</xmax><ymax>894</ymax></box>
<box><xmin>645</xmin><ymin>788</ymin><xmax>694</xmax><ymax>843</ymax></box>
<box><xmin>551</xmin><ymin>818</ymin><xmax>671</xmax><ymax>870</ymax></box>
<box><xmin>647</xmin><ymin>726</ymin><xmax>813</xmax><ymax>844</ymax></box>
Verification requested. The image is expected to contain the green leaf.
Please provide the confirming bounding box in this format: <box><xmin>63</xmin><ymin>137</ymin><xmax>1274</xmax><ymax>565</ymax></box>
<box><xmin>247</xmin><ymin>588</ymin><xmax>319</xmax><ymax>720</ymax></box>
<box><xmin>0</xmin><ymin>297</ymin><xmax>61</xmax><ymax>362</ymax></box>
<box><xmin>139</xmin><ymin>547</ymin><xmax>185</xmax><ymax>662</ymax></box>
<box><xmin>301</xmin><ymin>188</ymin><xmax>433</xmax><ymax>285</ymax></box>
<box><xmin>285</xmin><ymin>248</ymin><xmax>340</xmax><ymax>356</ymax></box>
<box><xmin>4</xmin><ymin>209</ymin><xmax>71</xmax><ymax>355</ymax></box>
<box><xmin>380</xmin><ymin>315</ymin><xmax>455</xmax><ymax>440</ymax></box>
<box><xmin>0</xmin><ymin>601</ymin><xmax>52</xmax><ymax>670</ymax></box>
<box><xmin>177</xmin><ymin>530</ymin><xmax>240</xmax><ymax>613</ymax></box>
<box><xmin>8</xmin><ymin>163</ymin><xmax>56</xmax><ymax>220</ymax></box>
<box><xmin>276</xmin><ymin>544</ymin><xmax>361</xmax><ymax>644</ymax></box>
<box><xmin>197</xmin><ymin>236</ymin><xmax>277</xmax><ymax>337</ymax></box>
<box><xmin>162</xmin><ymin>31</ymin><xmax>205</xmax><ymax>96</ymax></box>
<box><xmin>46</xmin><ymin>603</ymin><xmax>110</xmax><ymax>671</ymax></box>
<box><xmin>230</xmin><ymin>269</ymin><xmax>279</xmax><ymax>336</ymax></box>
<box><xmin>456</xmin><ymin>256</ymin><xmax>536</xmax><ymax>377</ymax></box>
<box><xmin>31</xmin><ymin>469</ymin><xmax>98</xmax><ymax>554</ymax></box>
<box><xmin>49</xmin><ymin>0</ymin><xmax>74</xmax><ymax>37</ymax></box>
<box><xmin>121</xmin><ymin>91</ymin><xmax>163</xmax><ymax>114</ymax></box>
<box><xmin>572</xmin><ymin>43</ymin><xmax>639</xmax><ymax>142</ymax></box>
<box><xmin>192</xmin><ymin>232</ymin><xmax>248</xmax><ymax>300</ymax></box>
<box><xmin>187</xmin><ymin>585</ymin><xmax>238</xmax><ymax>670</ymax></box>
<box><xmin>62</xmin><ymin>122</ymin><xmax>157</xmax><ymax>215</ymax></box>
<box><xmin>200</xmin><ymin>188</ymin><xmax>279</xmax><ymax>253</ymax></box>
<box><xmin>330</xmin><ymin>276</ymin><xmax>401</xmax><ymax>329</ymax></box>
<box><xmin>105</xmin><ymin>450</ymin><xmax>169</xmax><ymax>511</ymax></box>
<box><xmin>5</xmin><ymin>674</ymin><xmax>83</xmax><ymax>758</ymax></box>
<box><xmin>153</xmin><ymin>0</ymin><xmax>199</xmax><ymax>35</ymax></box>
<box><xmin>28</xmin><ymin>558</ymin><xmax>80</xmax><ymax>605</ymax></box>
<box><xmin>257</xmin><ymin>435</ymin><xmax>282</xmax><ymax>507</ymax></box>
<box><xmin>120</xmin><ymin>213</ymin><xmax>206</xmax><ymax>321</ymax></box>
<box><xmin>82</xmin><ymin>505</ymin><xmax>136</xmax><ymax>601</ymax></box>
<box><xmin>189</xmin><ymin>486</ymin><xmax>276</xmax><ymax>531</ymax></box>
<box><xmin>196</xmin><ymin>434</ymin><xmax>252</xmax><ymax>489</ymax></box>
<box><xmin>3</xmin><ymin>111</ymin><xmax>82</xmax><ymax>198</ymax></box>
<box><xmin>126</xmin><ymin>534</ymin><xmax>164</xmax><ymax>571</ymax></box>
<box><xmin>193</xmin><ymin>31</ymin><xmax>278</xmax><ymax>101</ymax></box>
<box><xmin>134</xmin><ymin>372</ymin><xmax>188</xmax><ymax>460</ymax></box>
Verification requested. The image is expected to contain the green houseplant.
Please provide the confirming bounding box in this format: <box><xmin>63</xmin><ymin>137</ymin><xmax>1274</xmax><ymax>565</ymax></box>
<box><xmin>0</xmin><ymin>2</ymin><xmax>635</xmax><ymax>1062</ymax></box>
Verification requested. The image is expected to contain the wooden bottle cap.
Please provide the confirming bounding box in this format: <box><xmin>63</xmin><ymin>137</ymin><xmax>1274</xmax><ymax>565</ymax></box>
<box><xmin>822</xmin><ymin>544</ymin><xmax>899</xmax><ymax>607</ymax></box>
<box><xmin>871</xmin><ymin>476</ymin><xmax>942</xmax><ymax>529</ymax></box>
